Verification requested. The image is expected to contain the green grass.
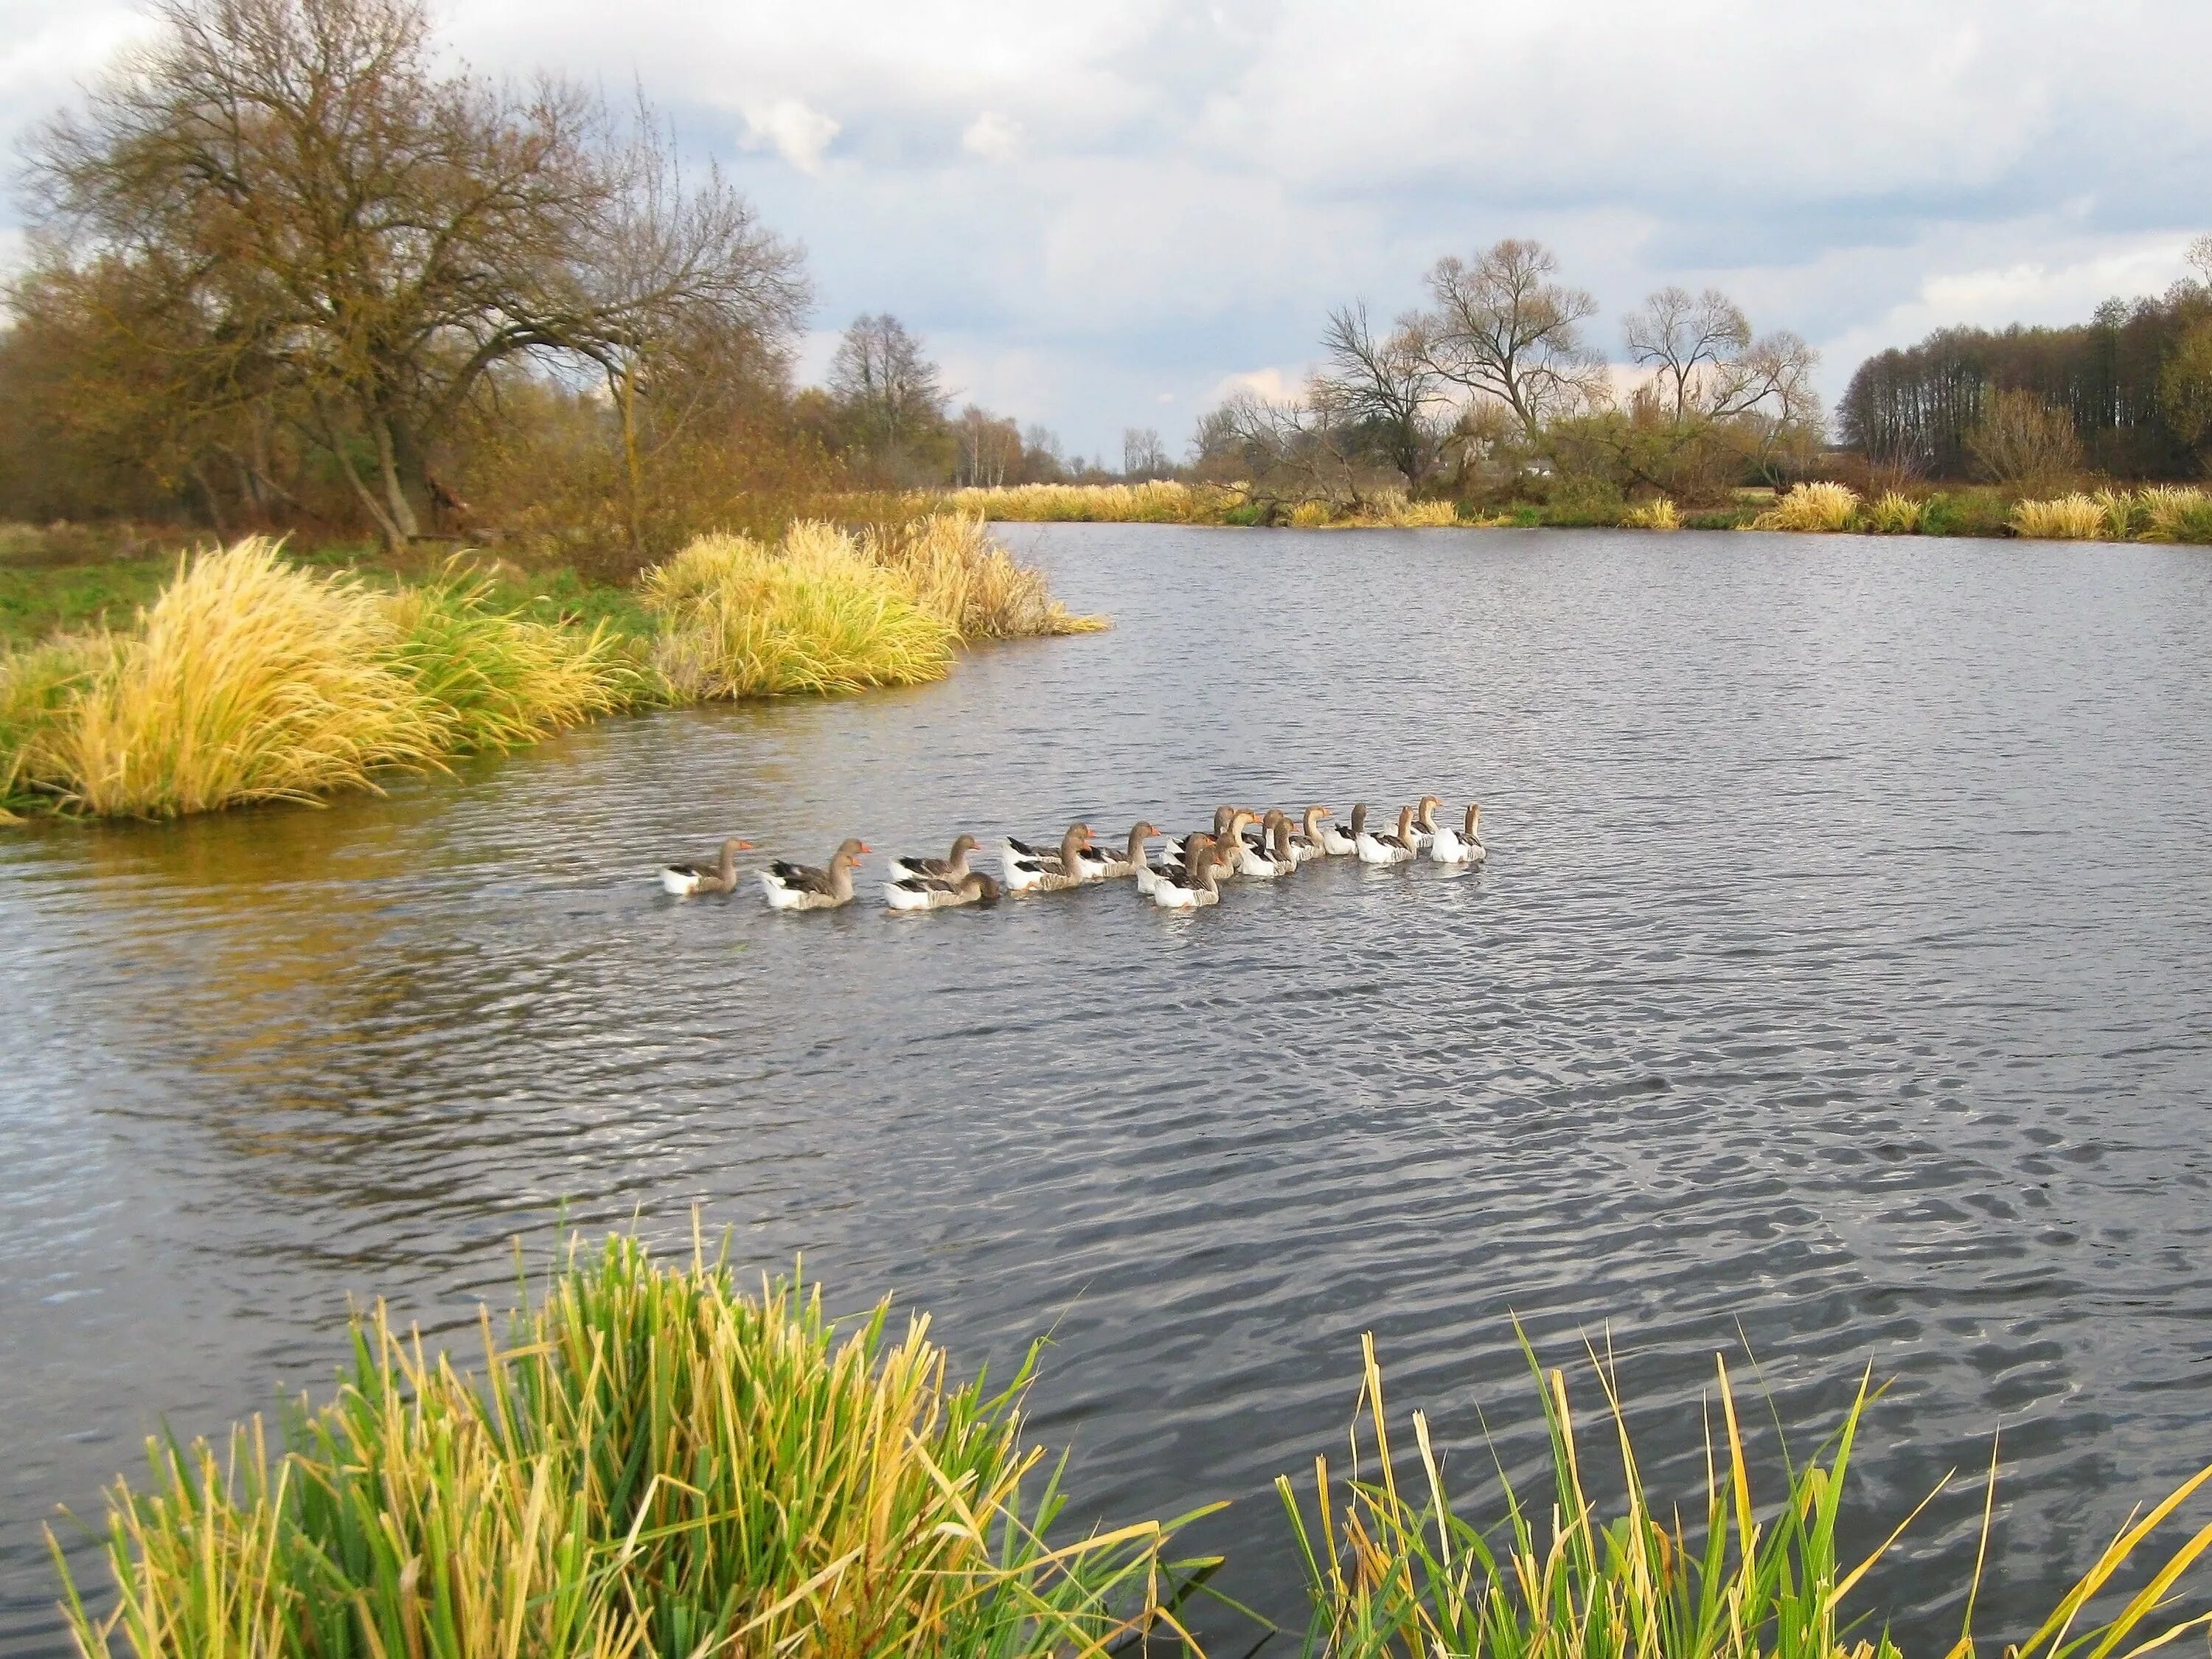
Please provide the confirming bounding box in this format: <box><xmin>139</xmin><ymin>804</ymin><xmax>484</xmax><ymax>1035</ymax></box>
<box><xmin>51</xmin><ymin>1231</ymin><xmax>1216</xmax><ymax>1659</ymax></box>
<box><xmin>0</xmin><ymin>558</ymin><xmax>175</xmax><ymax>647</ymax></box>
<box><xmin>1281</xmin><ymin>1329</ymin><xmax>2212</xmax><ymax>1659</ymax></box>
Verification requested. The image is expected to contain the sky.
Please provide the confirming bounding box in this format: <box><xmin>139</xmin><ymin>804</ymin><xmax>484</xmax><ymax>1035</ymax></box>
<box><xmin>4</xmin><ymin>0</ymin><xmax>2209</xmax><ymax>461</ymax></box>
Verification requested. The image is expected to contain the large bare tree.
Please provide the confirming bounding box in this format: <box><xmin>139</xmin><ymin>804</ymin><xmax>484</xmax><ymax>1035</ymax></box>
<box><xmin>1416</xmin><ymin>239</ymin><xmax>1607</xmax><ymax>441</ymax></box>
<box><xmin>24</xmin><ymin>0</ymin><xmax>805</xmax><ymax>549</ymax></box>
<box><xmin>1312</xmin><ymin>301</ymin><xmax>1450</xmax><ymax>488</ymax></box>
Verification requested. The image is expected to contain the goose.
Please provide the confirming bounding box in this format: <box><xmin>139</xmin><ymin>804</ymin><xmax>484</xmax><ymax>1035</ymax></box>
<box><xmin>1151</xmin><ymin>835</ymin><xmax>1231</xmax><ymax>910</ymax></box>
<box><xmin>658</xmin><ymin>837</ymin><xmax>754</xmax><ymax>897</ymax></box>
<box><xmin>890</xmin><ymin>835</ymin><xmax>980</xmax><ymax>883</ymax></box>
<box><xmin>1429</xmin><ymin>801</ymin><xmax>1486</xmax><ymax>865</ymax></box>
<box><xmin>886</xmin><ymin>870</ymin><xmax>1004</xmax><ymax>911</ymax></box>
<box><xmin>1138</xmin><ymin>830</ymin><xmax>1214</xmax><ymax>896</ymax></box>
<box><xmin>1094</xmin><ymin>821</ymin><xmax>1164</xmax><ymax>880</ymax></box>
<box><xmin>1357</xmin><ymin>806</ymin><xmax>1419</xmax><ymax>866</ymax></box>
<box><xmin>1006</xmin><ymin>824</ymin><xmax>1096</xmax><ymax>894</ymax></box>
<box><xmin>760</xmin><ymin>839</ymin><xmax>869</xmax><ymax>910</ymax></box>
<box><xmin>1006</xmin><ymin>826</ymin><xmax>1111</xmax><ymax>882</ymax></box>
<box><xmin>1349</xmin><ymin>803</ymin><xmax>1385</xmax><ymax>862</ymax></box>
<box><xmin>1411</xmin><ymin>796</ymin><xmax>1444</xmax><ymax>852</ymax></box>
<box><xmin>1315</xmin><ymin>807</ymin><xmax>1356</xmax><ymax>857</ymax></box>
<box><xmin>1238</xmin><ymin>810</ymin><xmax>1295</xmax><ymax>878</ymax></box>
<box><xmin>1284</xmin><ymin>804</ymin><xmax>1333</xmax><ymax>864</ymax></box>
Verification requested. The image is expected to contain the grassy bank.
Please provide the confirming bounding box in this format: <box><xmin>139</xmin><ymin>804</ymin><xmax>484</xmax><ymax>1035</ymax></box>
<box><xmin>1</xmin><ymin>515</ymin><xmax>1099</xmax><ymax>821</ymax></box>
<box><xmin>51</xmin><ymin>1231</ymin><xmax>2212</xmax><ymax>1659</ymax></box>
<box><xmin>943</xmin><ymin>481</ymin><xmax>2212</xmax><ymax>542</ymax></box>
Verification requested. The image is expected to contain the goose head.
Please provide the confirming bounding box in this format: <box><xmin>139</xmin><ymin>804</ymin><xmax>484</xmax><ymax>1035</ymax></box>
<box><xmin>1350</xmin><ymin>803</ymin><xmax>1368</xmax><ymax>837</ymax></box>
<box><xmin>1394</xmin><ymin>806</ymin><xmax>1416</xmax><ymax>843</ymax></box>
<box><xmin>1303</xmin><ymin>804</ymin><xmax>1332</xmax><ymax>838</ymax></box>
<box><xmin>1416</xmin><ymin>796</ymin><xmax>1441</xmax><ymax>832</ymax></box>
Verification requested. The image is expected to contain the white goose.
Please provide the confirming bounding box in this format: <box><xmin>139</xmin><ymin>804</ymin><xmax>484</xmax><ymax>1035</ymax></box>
<box><xmin>1005</xmin><ymin>824</ymin><xmax>1096</xmax><ymax>894</ymax></box>
<box><xmin>1284</xmin><ymin>804</ymin><xmax>1333</xmax><ymax>864</ymax></box>
<box><xmin>1429</xmin><ymin>801</ymin><xmax>1486</xmax><ymax>864</ymax></box>
<box><xmin>1095</xmin><ymin>821</ymin><xmax>1165</xmax><ymax>880</ymax></box>
<box><xmin>1357</xmin><ymin>805</ymin><xmax>1419</xmax><ymax>866</ymax></box>
<box><xmin>1237</xmin><ymin>810</ymin><xmax>1293</xmax><ymax>879</ymax></box>
<box><xmin>1411</xmin><ymin>796</ymin><xmax>1444</xmax><ymax>853</ymax></box>
<box><xmin>886</xmin><ymin>870</ymin><xmax>1004</xmax><ymax>911</ymax></box>
<box><xmin>760</xmin><ymin>839</ymin><xmax>869</xmax><ymax>910</ymax></box>
<box><xmin>890</xmin><ymin>835</ymin><xmax>980</xmax><ymax>883</ymax></box>
<box><xmin>1138</xmin><ymin>830</ymin><xmax>1212</xmax><ymax>896</ymax></box>
<box><xmin>1006</xmin><ymin>826</ymin><xmax>1110</xmax><ymax>882</ymax></box>
<box><xmin>658</xmin><ymin>837</ymin><xmax>753</xmax><ymax>897</ymax></box>
<box><xmin>1315</xmin><ymin>807</ymin><xmax>1356</xmax><ymax>857</ymax></box>
<box><xmin>1151</xmin><ymin>835</ymin><xmax>1231</xmax><ymax>910</ymax></box>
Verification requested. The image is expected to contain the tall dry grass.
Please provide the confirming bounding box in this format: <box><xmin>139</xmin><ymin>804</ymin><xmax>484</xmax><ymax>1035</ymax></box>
<box><xmin>1</xmin><ymin>542</ymin><xmax>656</xmax><ymax>818</ymax></box>
<box><xmin>949</xmin><ymin>481</ymin><xmax>1215</xmax><ymax>524</ymax></box>
<box><xmin>1621</xmin><ymin>498</ymin><xmax>1682</xmax><ymax>530</ymax></box>
<box><xmin>383</xmin><ymin>573</ymin><xmax>653</xmax><ymax>752</ymax></box>
<box><xmin>2137</xmin><ymin>486</ymin><xmax>2212</xmax><ymax>542</ymax></box>
<box><xmin>40</xmin><ymin>540</ymin><xmax>448</xmax><ymax>817</ymax></box>
<box><xmin>1282</xmin><ymin>1331</ymin><xmax>2212</xmax><ymax>1659</ymax></box>
<box><xmin>641</xmin><ymin>525</ymin><xmax>957</xmax><ymax>698</ymax></box>
<box><xmin>52</xmin><ymin>1232</ymin><xmax>1209</xmax><ymax>1659</ymax></box>
<box><xmin>1752</xmin><ymin>482</ymin><xmax>1861</xmax><ymax>532</ymax></box>
<box><xmin>2011</xmin><ymin>494</ymin><xmax>2110</xmax><ymax>540</ymax></box>
<box><xmin>1865</xmin><ymin>491</ymin><xmax>1924</xmax><ymax>534</ymax></box>
<box><xmin>860</xmin><ymin>512</ymin><xmax>1107</xmax><ymax>639</ymax></box>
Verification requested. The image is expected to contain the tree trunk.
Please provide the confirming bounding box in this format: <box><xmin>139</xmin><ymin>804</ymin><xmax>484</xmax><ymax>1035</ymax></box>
<box><xmin>372</xmin><ymin>414</ymin><xmax>421</xmax><ymax>547</ymax></box>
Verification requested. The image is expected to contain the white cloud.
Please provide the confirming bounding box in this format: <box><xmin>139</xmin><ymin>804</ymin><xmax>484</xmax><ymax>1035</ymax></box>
<box><xmin>740</xmin><ymin>98</ymin><xmax>840</xmax><ymax>174</ymax></box>
<box><xmin>961</xmin><ymin>111</ymin><xmax>1022</xmax><ymax>162</ymax></box>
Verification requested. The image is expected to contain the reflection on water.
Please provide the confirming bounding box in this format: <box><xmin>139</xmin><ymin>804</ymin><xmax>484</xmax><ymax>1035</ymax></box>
<box><xmin>4</xmin><ymin>527</ymin><xmax>2212</xmax><ymax>1653</ymax></box>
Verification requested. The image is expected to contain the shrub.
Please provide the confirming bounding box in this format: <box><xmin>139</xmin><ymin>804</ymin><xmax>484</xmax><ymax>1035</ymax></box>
<box><xmin>862</xmin><ymin>512</ymin><xmax>1106</xmax><ymax>640</ymax></box>
<box><xmin>1621</xmin><ymin>498</ymin><xmax>1681</xmax><ymax>530</ymax></box>
<box><xmin>1919</xmin><ymin>490</ymin><xmax>2014</xmax><ymax>538</ymax></box>
<box><xmin>2011</xmin><ymin>494</ymin><xmax>2110</xmax><ymax>540</ymax></box>
<box><xmin>641</xmin><ymin>526</ymin><xmax>957</xmax><ymax>698</ymax></box>
<box><xmin>1281</xmin><ymin>1332</ymin><xmax>2212</xmax><ymax>1659</ymax></box>
<box><xmin>1289</xmin><ymin>500</ymin><xmax>1335</xmax><ymax>528</ymax></box>
<box><xmin>52</xmin><ymin>1234</ymin><xmax>1202</xmax><ymax>1659</ymax></box>
<box><xmin>1752</xmin><ymin>481</ymin><xmax>1860</xmax><ymax>532</ymax></box>
<box><xmin>1865</xmin><ymin>491</ymin><xmax>1924</xmax><ymax>534</ymax></box>
<box><xmin>36</xmin><ymin>540</ymin><xmax>447</xmax><ymax>817</ymax></box>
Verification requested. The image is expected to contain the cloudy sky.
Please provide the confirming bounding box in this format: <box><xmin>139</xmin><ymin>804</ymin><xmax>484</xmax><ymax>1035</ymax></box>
<box><xmin>4</xmin><ymin>0</ymin><xmax>2209</xmax><ymax>459</ymax></box>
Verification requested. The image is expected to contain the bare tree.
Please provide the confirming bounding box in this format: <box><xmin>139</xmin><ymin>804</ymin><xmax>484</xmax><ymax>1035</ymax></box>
<box><xmin>1312</xmin><ymin>301</ymin><xmax>1450</xmax><ymax>487</ymax></box>
<box><xmin>956</xmin><ymin>406</ymin><xmax>1020</xmax><ymax>486</ymax></box>
<box><xmin>2191</xmin><ymin>233</ymin><xmax>2212</xmax><ymax>289</ymax></box>
<box><xmin>24</xmin><ymin>0</ymin><xmax>807</xmax><ymax>550</ymax></box>
<box><xmin>1418</xmin><ymin>239</ymin><xmax>1607</xmax><ymax>441</ymax></box>
<box><xmin>828</xmin><ymin>314</ymin><xmax>944</xmax><ymax>451</ymax></box>
<box><xmin>1121</xmin><ymin>426</ymin><xmax>1169</xmax><ymax>479</ymax></box>
<box><xmin>1624</xmin><ymin>287</ymin><xmax>1750</xmax><ymax>421</ymax></box>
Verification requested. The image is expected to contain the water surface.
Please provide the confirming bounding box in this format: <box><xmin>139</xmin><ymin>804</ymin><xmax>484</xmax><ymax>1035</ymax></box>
<box><xmin>4</xmin><ymin>526</ymin><xmax>2211</xmax><ymax>1652</ymax></box>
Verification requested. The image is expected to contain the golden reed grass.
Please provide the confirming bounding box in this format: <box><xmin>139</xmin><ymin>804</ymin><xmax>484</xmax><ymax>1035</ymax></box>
<box><xmin>1282</xmin><ymin>1329</ymin><xmax>2212</xmax><ymax>1659</ymax></box>
<box><xmin>52</xmin><ymin>1231</ymin><xmax>1210</xmax><ymax>1659</ymax></box>
<box><xmin>1753</xmin><ymin>482</ymin><xmax>1862</xmax><ymax>532</ymax></box>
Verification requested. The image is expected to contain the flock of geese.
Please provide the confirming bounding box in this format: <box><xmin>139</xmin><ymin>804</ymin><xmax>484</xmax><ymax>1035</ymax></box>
<box><xmin>658</xmin><ymin>797</ymin><xmax>1486</xmax><ymax>913</ymax></box>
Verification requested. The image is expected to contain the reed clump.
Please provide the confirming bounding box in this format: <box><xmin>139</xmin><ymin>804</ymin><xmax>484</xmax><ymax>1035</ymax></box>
<box><xmin>2011</xmin><ymin>494</ymin><xmax>2110</xmax><ymax>541</ymax></box>
<box><xmin>32</xmin><ymin>540</ymin><xmax>448</xmax><ymax>817</ymax></box>
<box><xmin>2137</xmin><ymin>485</ymin><xmax>2212</xmax><ymax>543</ymax></box>
<box><xmin>51</xmin><ymin>1233</ymin><xmax>1206</xmax><ymax>1659</ymax></box>
<box><xmin>950</xmin><ymin>481</ymin><xmax>1216</xmax><ymax>524</ymax></box>
<box><xmin>1865</xmin><ymin>491</ymin><xmax>1924</xmax><ymax>534</ymax></box>
<box><xmin>1752</xmin><ymin>481</ymin><xmax>1861</xmax><ymax>532</ymax></box>
<box><xmin>1621</xmin><ymin>498</ymin><xmax>1682</xmax><ymax>530</ymax></box>
<box><xmin>641</xmin><ymin>524</ymin><xmax>957</xmax><ymax>698</ymax></box>
<box><xmin>1281</xmin><ymin>1331</ymin><xmax>2212</xmax><ymax>1659</ymax></box>
<box><xmin>860</xmin><ymin>512</ymin><xmax>1107</xmax><ymax>640</ymax></box>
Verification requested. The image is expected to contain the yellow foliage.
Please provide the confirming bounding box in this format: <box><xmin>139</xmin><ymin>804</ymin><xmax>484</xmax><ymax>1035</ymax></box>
<box><xmin>1865</xmin><ymin>493</ymin><xmax>1924</xmax><ymax>534</ymax></box>
<box><xmin>1752</xmin><ymin>481</ymin><xmax>1860</xmax><ymax>532</ymax></box>
<box><xmin>948</xmin><ymin>481</ymin><xmax>1211</xmax><ymax>523</ymax></box>
<box><xmin>860</xmin><ymin>512</ymin><xmax>1106</xmax><ymax>639</ymax></box>
<box><xmin>641</xmin><ymin>525</ymin><xmax>957</xmax><ymax>698</ymax></box>
<box><xmin>2011</xmin><ymin>494</ymin><xmax>2110</xmax><ymax>540</ymax></box>
<box><xmin>1622</xmin><ymin>498</ymin><xmax>1681</xmax><ymax>530</ymax></box>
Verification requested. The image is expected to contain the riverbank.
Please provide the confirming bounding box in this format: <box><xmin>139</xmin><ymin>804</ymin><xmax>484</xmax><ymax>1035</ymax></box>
<box><xmin>0</xmin><ymin>515</ymin><xmax>1102</xmax><ymax>819</ymax></box>
<box><xmin>942</xmin><ymin>480</ymin><xmax>2212</xmax><ymax>541</ymax></box>
<box><xmin>48</xmin><ymin>1229</ymin><xmax>2212</xmax><ymax>1659</ymax></box>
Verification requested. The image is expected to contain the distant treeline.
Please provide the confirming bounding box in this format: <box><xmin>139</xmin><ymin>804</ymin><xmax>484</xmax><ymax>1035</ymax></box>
<box><xmin>1840</xmin><ymin>251</ymin><xmax>2212</xmax><ymax>481</ymax></box>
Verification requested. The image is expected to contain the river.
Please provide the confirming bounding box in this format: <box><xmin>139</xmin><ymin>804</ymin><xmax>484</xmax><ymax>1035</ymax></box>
<box><xmin>3</xmin><ymin>525</ymin><xmax>2210</xmax><ymax>1652</ymax></box>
